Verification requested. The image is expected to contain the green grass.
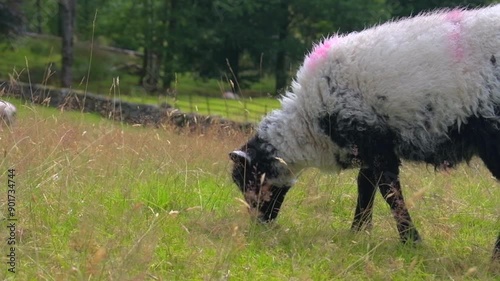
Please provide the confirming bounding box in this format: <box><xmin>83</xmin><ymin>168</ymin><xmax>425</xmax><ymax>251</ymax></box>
<box><xmin>0</xmin><ymin>98</ymin><xmax>498</xmax><ymax>280</ymax></box>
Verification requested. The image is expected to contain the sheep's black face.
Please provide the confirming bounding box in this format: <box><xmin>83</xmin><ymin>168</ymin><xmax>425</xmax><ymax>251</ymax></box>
<box><xmin>229</xmin><ymin>137</ymin><xmax>293</xmax><ymax>222</ymax></box>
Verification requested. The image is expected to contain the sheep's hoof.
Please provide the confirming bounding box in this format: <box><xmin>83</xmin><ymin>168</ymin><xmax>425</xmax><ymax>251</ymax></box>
<box><xmin>351</xmin><ymin>222</ymin><xmax>373</xmax><ymax>232</ymax></box>
<box><xmin>401</xmin><ymin>231</ymin><xmax>422</xmax><ymax>245</ymax></box>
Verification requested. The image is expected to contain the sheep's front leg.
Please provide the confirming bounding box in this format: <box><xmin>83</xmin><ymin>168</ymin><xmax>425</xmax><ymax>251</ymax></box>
<box><xmin>258</xmin><ymin>186</ymin><xmax>291</xmax><ymax>223</ymax></box>
<box><xmin>376</xmin><ymin>156</ymin><xmax>421</xmax><ymax>243</ymax></box>
<box><xmin>351</xmin><ymin>168</ymin><xmax>377</xmax><ymax>231</ymax></box>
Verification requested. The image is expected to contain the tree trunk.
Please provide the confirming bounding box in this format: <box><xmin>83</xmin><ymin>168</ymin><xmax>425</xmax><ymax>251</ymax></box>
<box><xmin>0</xmin><ymin>0</ymin><xmax>23</xmax><ymax>38</ymax></box>
<box><xmin>59</xmin><ymin>0</ymin><xmax>75</xmax><ymax>88</ymax></box>
<box><xmin>36</xmin><ymin>0</ymin><xmax>42</xmax><ymax>33</ymax></box>
<box><xmin>275</xmin><ymin>48</ymin><xmax>286</xmax><ymax>95</ymax></box>
<box><xmin>225</xmin><ymin>44</ymin><xmax>240</xmax><ymax>92</ymax></box>
<box><xmin>274</xmin><ymin>1</ymin><xmax>289</xmax><ymax>95</ymax></box>
<box><xmin>141</xmin><ymin>48</ymin><xmax>160</xmax><ymax>93</ymax></box>
<box><xmin>140</xmin><ymin>0</ymin><xmax>160</xmax><ymax>94</ymax></box>
<box><xmin>162</xmin><ymin>0</ymin><xmax>177</xmax><ymax>90</ymax></box>
<box><xmin>80</xmin><ymin>0</ymin><xmax>90</xmax><ymax>39</ymax></box>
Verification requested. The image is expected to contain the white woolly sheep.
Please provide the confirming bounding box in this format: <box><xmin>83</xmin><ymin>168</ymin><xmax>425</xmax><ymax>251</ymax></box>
<box><xmin>222</xmin><ymin>91</ymin><xmax>240</xmax><ymax>100</ymax></box>
<box><xmin>230</xmin><ymin>5</ymin><xmax>500</xmax><ymax>259</ymax></box>
<box><xmin>0</xmin><ymin>100</ymin><xmax>16</xmax><ymax>127</ymax></box>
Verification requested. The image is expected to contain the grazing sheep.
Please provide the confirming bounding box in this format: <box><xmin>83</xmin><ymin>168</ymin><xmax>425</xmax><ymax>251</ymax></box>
<box><xmin>230</xmin><ymin>5</ymin><xmax>500</xmax><ymax>259</ymax></box>
<box><xmin>222</xmin><ymin>91</ymin><xmax>240</xmax><ymax>100</ymax></box>
<box><xmin>0</xmin><ymin>100</ymin><xmax>16</xmax><ymax>127</ymax></box>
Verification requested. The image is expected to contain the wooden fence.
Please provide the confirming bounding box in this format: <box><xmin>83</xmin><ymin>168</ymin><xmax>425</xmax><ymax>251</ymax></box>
<box><xmin>167</xmin><ymin>94</ymin><xmax>280</xmax><ymax>123</ymax></box>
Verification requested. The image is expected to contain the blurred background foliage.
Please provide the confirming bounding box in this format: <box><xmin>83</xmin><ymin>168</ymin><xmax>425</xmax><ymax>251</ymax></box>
<box><xmin>0</xmin><ymin>0</ymin><xmax>497</xmax><ymax>97</ymax></box>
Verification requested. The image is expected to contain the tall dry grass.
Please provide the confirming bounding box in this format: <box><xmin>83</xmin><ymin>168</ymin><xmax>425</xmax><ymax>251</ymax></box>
<box><xmin>0</xmin><ymin>100</ymin><xmax>248</xmax><ymax>280</ymax></box>
<box><xmin>0</xmin><ymin>99</ymin><xmax>498</xmax><ymax>280</ymax></box>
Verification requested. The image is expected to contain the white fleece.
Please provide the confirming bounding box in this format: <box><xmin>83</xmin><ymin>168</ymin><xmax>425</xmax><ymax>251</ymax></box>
<box><xmin>258</xmin><ymin>5</ymin><xmax>500</xmax><ymax>172</ymax></box>
<box><xmin>0</xmin><ymin>101</ymin><xmax>16</xmax><ymax>126</ymax></box>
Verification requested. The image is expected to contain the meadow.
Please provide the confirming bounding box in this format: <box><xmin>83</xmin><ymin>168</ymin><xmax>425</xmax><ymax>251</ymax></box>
<box><xmin>0</xmin><ymin>97</ymin><xmax>498</xmax><ymax>280</ymax></box>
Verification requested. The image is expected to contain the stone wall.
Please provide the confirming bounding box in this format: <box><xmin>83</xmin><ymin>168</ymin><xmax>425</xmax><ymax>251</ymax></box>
<box><xmin>0</xmin><ymin>80</ymin><xmax>254</xmax><ymax>132</ymax></box>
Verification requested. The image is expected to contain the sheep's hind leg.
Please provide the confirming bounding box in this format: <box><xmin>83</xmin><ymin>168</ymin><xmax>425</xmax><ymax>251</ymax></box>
<box><xmin>474</xmin><ymin>119</ymin><xmax>500</xmax><ymax>260</ymax></box>
<box><xmin>477</xmin><ymin>154</ymin><xmax>500</xmax><ymax>260</ymax></box>
<box><xmin>376</xmin><ymin>153</ymin><xmax>421</xmax><ymax>244</ymax></box>
<box><xmin>351</xmin><ymin>168</ymin><xmax>378</xmax><ymax>231</ymax></box>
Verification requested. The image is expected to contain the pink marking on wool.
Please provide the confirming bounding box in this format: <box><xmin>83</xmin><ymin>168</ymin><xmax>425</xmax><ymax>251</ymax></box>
<box><xmin>304</xmin><ymin>37</ymin><xmax>339</xmax><ymax>71</ymax></box>
<box><xmin>446</xmin><ymin>9</ymin><xmax>464</xmax><ymax>62</ymax></box>
<box><xmin>446</xmin><ymin>9</ymin><xmax>463</xmax><ymax>23</ymax></box>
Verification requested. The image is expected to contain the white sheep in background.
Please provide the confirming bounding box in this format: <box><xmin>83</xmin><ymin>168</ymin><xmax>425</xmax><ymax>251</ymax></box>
<box><xmin>222</xmin><ymin>91</ymin><xmax>240</xmax><ymax>100</ymax></box>
<box><xmin>230</xmin><ymin>5</ymin><xmax>500</xmax><ymax>259</ymax></box>
<box><xmin>0</xmin><ymin>100</ymin><xmax>16</xmax><ymax>127</ymax></box>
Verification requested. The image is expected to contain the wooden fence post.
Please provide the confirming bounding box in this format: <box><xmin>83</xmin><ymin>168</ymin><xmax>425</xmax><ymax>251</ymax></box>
<box><xmin>244</xmin><ymin>100</ymin><xmax>248</xmax><ymax>123</ymax></box>
<box><xmin>225</xmin><ymin>99</ymin><xmax>229</xmax><ymax>119</ymax></box>
<box><xmin>189</xmin><ymin>94</ymin><xmax>194</xmax><ymax>113</ymax></box>
<box><xmin>205</xmin><ymin>96</ymin><xmax>211</xmax><ymax>115</ymax></box>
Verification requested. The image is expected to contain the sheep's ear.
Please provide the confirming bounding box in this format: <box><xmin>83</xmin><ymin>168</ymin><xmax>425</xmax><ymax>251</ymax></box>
<box><xmin>229</xmin><ymin>150</ymin><xmax>251</xmax><ymax>165</ymax></box>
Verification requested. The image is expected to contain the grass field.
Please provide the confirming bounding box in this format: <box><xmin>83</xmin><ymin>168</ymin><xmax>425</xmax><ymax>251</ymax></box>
<box><xmin>0</xmin><ymin>97</ymin><xmax>499</xmax><ymax>280</ymax></box>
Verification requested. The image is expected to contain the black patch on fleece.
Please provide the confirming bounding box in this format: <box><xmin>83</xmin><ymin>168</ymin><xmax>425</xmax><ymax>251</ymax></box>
<box><xmin>491</xmin><ymin>55</ymin><xmax>496</xmax><ymax>65</ymax></box>
<box><xmin>469</xmin><ymin>113</ymin><xmax>500</xmax><ymax>178</ymax></box>
<box><xmin>389</xmin><ymin>115</ymin><xmax>500</xmax><ymax>169</ymax></box>
<box><xmin>418</xmin><ymin>121</ymin><xmax>475</xmax><ymax>167</ymax></box>
<box><xmin>318</xmin><ymin>109</ymin><xmax>500</xmax><ymax>171</ymax></box>
<box><xmin>318</xmin><ymin>112</ymin><xmax>395</xmax><ymax>167</ymax></box>
<box><xmin>323</xmin><ymin>76</ymin><xmax>336</xmax><ymax>95</ymax></box>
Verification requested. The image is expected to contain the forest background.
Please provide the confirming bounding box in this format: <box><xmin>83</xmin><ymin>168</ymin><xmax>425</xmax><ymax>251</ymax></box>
<box><xmin>1</xmin><ymin>0</ymin><xmax>498</xmax><ymax>104</ymax></box>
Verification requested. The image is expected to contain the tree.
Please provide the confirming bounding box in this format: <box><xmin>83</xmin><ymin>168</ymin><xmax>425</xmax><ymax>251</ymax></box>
<box><xmin>274</xmin><ymin>1</ymin><xmax>291</xmax><ymax>95</ymax></box>
<box><xmin>77</xmin><ymin>0</ymin><xmax>105</xmax><ymax>41</ymax></box>
<box><xmin>163</xmin><ymin>0</ymin><xmax>391</xmax><ymax>95</ymax></box>
<box><xmin>268</xmin><ymin>0</ymin><xmax>391</xmax><ymax>95</ymax></box>
<box><xmin>389</xmin><ymin>0</ymin><xmax>495</xmax><ymax>17</ymax></box>
<box><xmin>0</xmin><ymin>0</ymin><xmax>23</xmax><ymax>40</ymax></box>
<box><xmin>140</xmin><ymin>0</ymin><xmax>161</xmax><ymax>93</ymax></box>
<box><xmin>59</xmin><ymin>0</ymin><xmax>76</xmax><ymax>87</ymax></box>
<box><xmin>161</xmin><ymin>0</ymin><xmax>178</xmax><ymax>89</ymax></box>
<box><xmin>186</xmin><ymin>1</ymin><xmax>285</xmax><ymax>92</ymax></box>
<box><xmin>16</xmin><ymin>0</ymin><xmax>440</xmax><ymax>96</ymax></box>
